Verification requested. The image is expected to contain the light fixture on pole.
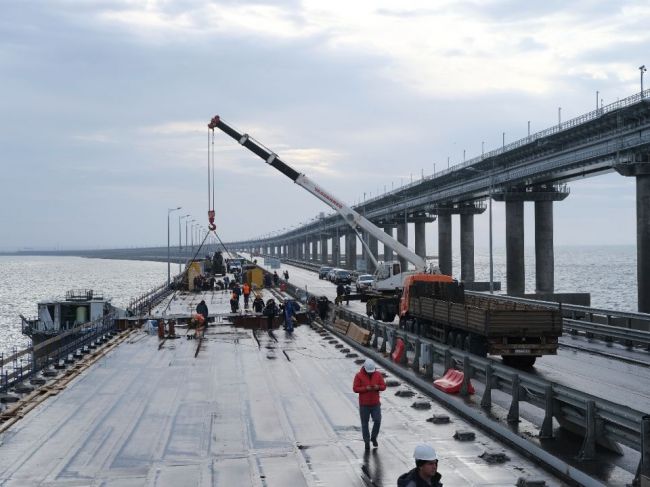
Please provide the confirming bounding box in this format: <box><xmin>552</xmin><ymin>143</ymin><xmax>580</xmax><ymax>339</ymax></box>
<box><xmin>167</xmin><ymin>207</ymin><xmax>181</xmax><ymax>286</ymax></box>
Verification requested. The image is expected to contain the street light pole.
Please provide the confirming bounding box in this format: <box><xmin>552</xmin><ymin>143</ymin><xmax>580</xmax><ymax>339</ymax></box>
<box><xmin>641</xmin><ymin>65</ymin><xmax>647</xmax><ymax>98</ymax></box>
<box><xmin>167</xmin><ymin>207</ymin><xmax>181</xmax><ymax>286</ymax></box>
<box><xmin>179</xmin><ymin>214</ymin><xmax>189</xmax><ymax>272</ymax></box>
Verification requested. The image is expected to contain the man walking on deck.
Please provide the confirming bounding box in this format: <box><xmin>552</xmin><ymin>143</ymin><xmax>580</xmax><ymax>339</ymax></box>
<box><xmin>242</xmin><ymin>282</ymin><xmax>251</xmax><ymax>309</ymax></box>
<box><xmin>353</xmin><ymin>358</ymin><xmax>386</xmax><ymax>450</ymax></box>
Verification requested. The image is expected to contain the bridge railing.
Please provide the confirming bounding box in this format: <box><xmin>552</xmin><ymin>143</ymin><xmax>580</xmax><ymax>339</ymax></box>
<box><xmin>331</xmin><ymin>307</ymin><xmax>649</xmax><ymax>485</ymax></box>
<box><xmin>127</xmin><ymin>281</ymin><xmax>175</xmax><ymax>317</ymax></box>
<box><xmin>0</xmin><ymin>314</ymin><xmax>117</xmax><ymax>393</ymax></box>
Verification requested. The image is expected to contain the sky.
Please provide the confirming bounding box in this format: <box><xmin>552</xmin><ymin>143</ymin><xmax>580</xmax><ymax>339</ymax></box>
<box><xmin>0</xmin><ymin>0</ymin><xmax>647</xmax><ymax>253</ymax></box>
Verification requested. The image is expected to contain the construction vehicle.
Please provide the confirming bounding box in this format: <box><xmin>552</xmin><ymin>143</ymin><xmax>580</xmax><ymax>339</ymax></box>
<box><xmin>399</xmin><ymin>274</ymin><xmax>562</xmax><ymax>367</ymax></box>
<box><xmin>208</xmin><ymin>116</ymin><xmax>562</xmax><ymax>366</ymax></box>
<box><xmin>207</xmin><ymin>116</ymin><xmax>431</xmax><ymax>302</ymax></box>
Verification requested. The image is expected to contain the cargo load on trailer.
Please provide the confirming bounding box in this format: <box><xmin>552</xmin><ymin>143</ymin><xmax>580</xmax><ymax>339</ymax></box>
<box><xmin>397</xmin><ymin>274</ymin><xmax>562</xmax><ymax>367</ymax></box>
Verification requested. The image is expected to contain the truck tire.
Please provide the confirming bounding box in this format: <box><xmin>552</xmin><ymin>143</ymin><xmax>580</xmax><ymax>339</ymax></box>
<box><xmin>502</xmin><ymin>356</ymin><xmax>536</xmax><ymax>368</ymax></box>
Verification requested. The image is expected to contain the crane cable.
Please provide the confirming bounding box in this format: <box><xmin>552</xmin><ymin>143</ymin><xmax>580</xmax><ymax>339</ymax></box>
<box><xmin>207</xmin><ymin>128</ymin><xmax>216</xmax><ymax>231</ymax></box>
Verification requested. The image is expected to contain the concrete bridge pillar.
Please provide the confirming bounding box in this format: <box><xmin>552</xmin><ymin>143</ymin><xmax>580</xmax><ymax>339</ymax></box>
<box><xmin>460</xmin><ymin>213</ymin><xmax>475</xmax><ymax>283</ymax></box>
<box><xmin>535</xmin><ymin>200</ymin><xmax>554</xmax><ymax>293</ymax></box>
<box><xmin>438</xmin><ymin>212</ymin><xmax>452</xmax><ymax>276</ymax></box>
<box><xmin>615</xmin><ymin>160</ymin><xmax>650</xmax><ymax>312</ymax></box>
<box><xmin>505</xmin><ymin>200</ymin><xmax>525</xmax><ymax>295</ymax></box>
<box><xmin>333</xmin><ymin>234</ymin><xmax>340</xmax><ymax>267</ymax></box>
<box><xmin>638</xmin><ymin>174</ymin><xmax>650</xmax><ymax>312</ymax></box>
<box><xmin>367</xmin><ymin>233</ymin><xmax>378</xmax><ymax>273</ymax></box>
<box><xmin>383</xmin><ymin>226</ymin><xmax>394</xmax><ymax>262</ymax></box>
<box><xmin>396</xmin><ymin>222</ymin><xmax>408</xmax><ymax>272</ymax></box>
<box><xmin>347</xmin><ymin>232</ymin><xmax>358</xmax><ymax>270</ymax></box>
<box><xmin>414</xmin><ymin>221</ymin><xmax>426</xmax><ymax>261</ymax></box>
<box><xmin>320</xmin><ymin>236</ymin><xmax>328</xmax><ymax>264</ymax></box>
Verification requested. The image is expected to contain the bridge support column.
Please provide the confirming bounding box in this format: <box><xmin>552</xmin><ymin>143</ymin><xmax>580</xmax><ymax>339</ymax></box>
<box><xmin>304</xmin><ymin>239</ymin><xmax>310</xmax><ymax>261</ymax></box>
<box><xmin>414</xmin><ymin>221</ymin><xmax>426</xmax><ymax>262</ymax></box>
<box><xmin>320</xmin><ymin>236</ymin><xmax>328</xmax><ymax>264</ymax></box>
<box><xmin>396</xmin><ymin>222</ymin><xmax>408</xmax><ymax>272</ymax></box>
<box><xmin>333</xmin><ymin>234</ymin><xmax>340</xmax><ymax>267</ymax></box>
<box><xmin>460</xmin><ymin>213</ymin><xmax>475</xmax><ymax>283</ymax></box>
<box><xmin>505</xmin><ymin>200</ymin><xmax>525</xmax><ymax>295</ymax></box>
<box><xmin>383</xmin><ymin>226</ymin><xmax>394</xmax><ymax>262</ymax></box>
<box><xmin>438</xmin><ymin>212</ymin><xmax>452</xmax><ymax>276</ymax></box>
<box><xmin>367</xmin><ymin>233</ymin><xmax>378</xmax><ymax>273</ymax></box>
<box><xmin>347</xmin><ymin>232</ymin><xmax>357</xmax><ymax>270</ymax></box>
<box><xmin>535</xmin><ymin>200</ymin><xmax>555</xmax><ymax>293</ymax></box>
<box><xmin>639</xmin><ymin>175</ymin><xmax>650</xmax><ymax>312</ymax></box>
<box><xmin>616</xmin><ymin>160</ymin><xmax>650</xmax><ymax>312</ymax></box>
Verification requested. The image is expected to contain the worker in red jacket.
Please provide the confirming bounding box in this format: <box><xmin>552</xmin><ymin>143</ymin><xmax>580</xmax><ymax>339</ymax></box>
<box><xmin>353</xmin><ymin>358</ymin><xmax>387</xmax><ymax>450</ymax></box>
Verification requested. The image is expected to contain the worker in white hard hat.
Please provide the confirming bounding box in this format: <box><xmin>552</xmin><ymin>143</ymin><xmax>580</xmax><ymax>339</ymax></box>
<box><xmin>352</xmin><ymin>358</ymin><xmax>386</xmax><ymax>450</ymax></box>
<box><xmin>396</xmin><ymin>443</ymin><xmax>442</xmax><ymax>486</ymax></box>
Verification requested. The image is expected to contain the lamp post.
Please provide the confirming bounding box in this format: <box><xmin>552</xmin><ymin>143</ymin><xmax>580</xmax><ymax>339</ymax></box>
<box><xmin>641</xmin><ymin>65</ymin><xmax>647</xmax><ymax>98</ymax></box>
<box><xmin>179</xmin><ymin>214</ymin><xmax>190</xmax><ymax>272</ymax></box>
<box><xmin>464</xmin><ymin>167</ymin><xmax>494</xmax><ymax>293</ymax></box>
<box><xmin>167</xmin><ymin>207</ymin><xmax>181</xmax><ymax>285</ymax></box>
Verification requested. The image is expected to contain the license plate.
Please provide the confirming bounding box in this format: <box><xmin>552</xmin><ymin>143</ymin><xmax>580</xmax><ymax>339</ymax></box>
<box><xmin>514</xmin><ymin>349</ymin><xmax>531</xmax><ymax>354</ymax></box>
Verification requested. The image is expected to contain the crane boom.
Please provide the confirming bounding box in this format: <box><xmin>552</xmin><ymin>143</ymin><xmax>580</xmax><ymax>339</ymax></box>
<box><xmin>208</xmin><ymin>115</ymin><xmax>427</xmax><ymax>272</ymax></box>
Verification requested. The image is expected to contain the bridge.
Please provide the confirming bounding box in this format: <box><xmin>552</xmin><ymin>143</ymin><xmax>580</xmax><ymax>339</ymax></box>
<box><xmin>223</xmin><ymin>90</ymin><xmax>650</xmax><ymax>312</ymax></box>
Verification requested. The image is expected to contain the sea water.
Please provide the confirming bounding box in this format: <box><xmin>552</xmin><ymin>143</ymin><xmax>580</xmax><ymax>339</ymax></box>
<box><xmin>0</xmin><ymin>245</ymin><xmax>638</xmax><ymax>357</ymax></box>
<box><xmin>0</xmin><ymin>256</ymin><xmax>167</xmax><ymax>357</ymax></box>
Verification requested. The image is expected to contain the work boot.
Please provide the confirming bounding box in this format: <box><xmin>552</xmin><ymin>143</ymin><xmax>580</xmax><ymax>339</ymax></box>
<box><xmin>364</xmin><ymin>441</ymin><xmax>370</xmax><ymax>451</ymax></box>
<box><xmin>371</xmin><ymin>439</ymin><xmax>378</xmax><ymax>448</ymax></box>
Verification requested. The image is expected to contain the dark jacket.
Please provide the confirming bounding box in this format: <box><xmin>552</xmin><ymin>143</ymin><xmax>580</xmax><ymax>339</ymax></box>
<box><xmin>352</xmin><ymin>368</ymin><xmax>386</xmax><ymax>406</ymax></box>
<box><xmin>196</xmin><ymin>301</ymin><xmax>209</xmax><ymax>319</ymax></box>
<box><xmin>397</xmin><ymin>469</ymin><xmax>442</xmax><ymax>487</ymax></box>
<box><xmin>252</xmin><ymin>297</ymin><xmax>265</xmax><ymax>313</ymax></box>
<box><xmin>263</xmin><ymin>300</ymin><xmax>278</xmax><ymax>317</ymax></box>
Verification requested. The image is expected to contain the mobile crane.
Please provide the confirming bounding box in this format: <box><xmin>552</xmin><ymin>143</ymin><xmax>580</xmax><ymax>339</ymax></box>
<box><xmin>208</xmin><ymin>116</ymin><xmax>562</xmax><ymax>366</ymax></box>
<box><xmin>207</xmin><ymin>115</ymin><xmax>432</xmax><ymax>301</ymax></box>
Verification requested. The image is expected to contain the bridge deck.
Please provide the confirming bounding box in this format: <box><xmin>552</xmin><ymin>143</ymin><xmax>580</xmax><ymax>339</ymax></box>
<box><xmin>0</xmin><ymin>290</ymin><xmax>563</xmax><ymax>486</ymax></box>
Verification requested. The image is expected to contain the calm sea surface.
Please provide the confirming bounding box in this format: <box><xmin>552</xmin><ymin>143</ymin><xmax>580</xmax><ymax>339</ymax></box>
<box><xmin>0</xmin><ymin>256</ymin><xmax>167</xmax><ymax>357</ymax></box>
<box><xmin>0</xmin><ymin>246</ymin><xmax>638</xmax><ymax>357</ymax></box>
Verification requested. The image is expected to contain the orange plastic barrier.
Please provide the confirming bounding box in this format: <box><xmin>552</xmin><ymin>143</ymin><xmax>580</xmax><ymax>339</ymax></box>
<box><xmin>433</xmin><ymin>369</ymin><xmax>475</xmax><ymax>395</ymax></box>
<box><xmin>392</xmin><ymin>338</ymin><xmax>405</xmax><ymax>363</ymax></box>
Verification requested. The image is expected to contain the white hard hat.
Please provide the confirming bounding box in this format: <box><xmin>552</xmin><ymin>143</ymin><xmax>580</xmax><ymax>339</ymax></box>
<box><xmin>414</xmin><ymin>443</ymin><xmax>437</xmax><ymax>461</ymax></box>
<box><xmin>363</xmin><ymin>358</ymin><xmax>376</xmax><ymax>373</ymax></box>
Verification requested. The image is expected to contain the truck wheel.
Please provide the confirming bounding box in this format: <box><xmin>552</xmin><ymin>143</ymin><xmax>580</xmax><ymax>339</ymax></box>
<box><xmin>502</xmin><ymin>356</ymin><xmax>536</xmax><ymax>368</ymax></box>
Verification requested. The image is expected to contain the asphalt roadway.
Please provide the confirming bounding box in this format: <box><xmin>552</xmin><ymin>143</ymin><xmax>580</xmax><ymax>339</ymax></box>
<box><xmin>0</xmin><ymin>285</ymin><xmax>565</xmax><ymax>486</ymax></box>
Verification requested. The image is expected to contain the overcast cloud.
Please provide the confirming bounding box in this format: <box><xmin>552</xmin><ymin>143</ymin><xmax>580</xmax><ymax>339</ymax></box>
<box><xmin>0</xmin><ymin>0</ymin><xmax>646</xmax><ymax>252</ymax></box>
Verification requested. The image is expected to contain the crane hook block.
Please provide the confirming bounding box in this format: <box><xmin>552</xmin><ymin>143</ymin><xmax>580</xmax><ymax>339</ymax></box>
<box><xmin>208</xmin><ymin>210</ymin><xmax>216</xmax><ymax>231</ymax></box>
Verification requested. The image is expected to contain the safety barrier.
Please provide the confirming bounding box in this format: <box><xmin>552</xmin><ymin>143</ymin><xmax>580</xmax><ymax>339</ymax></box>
<box><xmin>127</xmin><ymin>281</ymin><xmax>175</xmax><ymax>316</ymax></box>
<box><xmin>333</xmin><ymin>307</ymin><xmax>650</xmax><ymax>486</ymax></box>
<box><xmin>1</xmin><ymin>314</ymin><xmax>116</xmax><ymax>394</ymax></box>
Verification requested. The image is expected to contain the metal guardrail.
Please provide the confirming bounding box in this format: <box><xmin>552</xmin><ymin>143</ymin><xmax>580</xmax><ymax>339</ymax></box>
<box><xmin>333</xmin><ymin>307</ymin><xmax>649</xmax><ymax>485</ymax></box>
<box><xmin>127</xmin><ymin>282</ymin><xmax>175</xmax><ymax>317</ymax></box>
<box><xmin>466</xmin><ymin>291</ymin><xmax>650</xmax><ymax>349</ymax></box>
<box><xmin>0</xmin><ymin>314</ymin><xmax>117</xmax><ymax>393</ymax></box>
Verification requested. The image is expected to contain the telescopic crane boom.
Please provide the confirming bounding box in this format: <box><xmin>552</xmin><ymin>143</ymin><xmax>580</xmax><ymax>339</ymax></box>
<box><xmin>208</xmin><ymin>115</ymin><xmax>427</xmax><ymax>280</ymax></box>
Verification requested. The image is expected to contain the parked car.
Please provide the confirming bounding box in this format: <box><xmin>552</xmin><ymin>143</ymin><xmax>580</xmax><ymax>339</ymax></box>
<box><xmin>327</xmin><ymin>268</ymin><xmax>340</xmax><ymax>282</ymax></box>
<box><xmin>318</xmin><ymin>266</ymin><xmax>333</xmax><ymax>279</ymax></box>
<box><xmin>355</xmin><ymin>274</ymin><xmax>375</xmax><ymax>292</ymax></box>
<box><xmin>334</xmin><ymin>269</ymin><xmax>352</xmax><ymax>284</ymax></box>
